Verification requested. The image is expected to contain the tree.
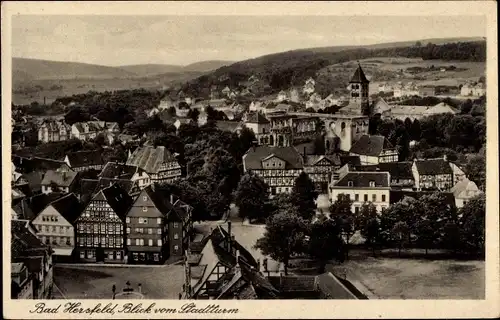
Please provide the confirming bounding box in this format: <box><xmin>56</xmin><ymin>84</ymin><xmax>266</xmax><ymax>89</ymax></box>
<box><xmin>187</xmin><ymin>108</ymin><xmax>200</xmax><ymax>123</ymax></box>
<box><xmin>459</xmin><ymin>194</ymin><xmax>485</xmax><ymax>255</ymax></box>
<box><xmin>234</xmin><ymin>173</ymin><xmax>270</xmax><ymax>222</ymax></box>
<box><xmin>291</xmin><ymin>172</ymin><xmax>318</xmax><ymax>221</ymax></box>
<box><xmin>410</xmin><ymin>119</ymin><xmax>421</xmax><ymax>141</ymax></box>
<box><xmin>64</xmin><ymin>106</ymin><xmax>91</xmax><ymax>125</ymax></box>
<box><xmin>254</xmin><ymin>210</ymin><xmax>306</xmax><ymax>275</ymax></box>
<box><xmin>355</xmin><ymin>202</ymin><xmax>380</xmax><ymax>256</ymax></box>
<box><xmin>329</xmin><ymin>194</ymin><xmax>354</xmax><ymax>259</ymax></box>
<box><xmin>391</xmin><ymin>221</ymin><xmax>409</xmax><ymax>257</ymax></box>
<box><xmin>465</xmin><ymin>154</ymin><xmax>486</xmax><ymax>190</ymax></box>
<box><xmin>308</xmin><ymin>218</ymin><xmax>345</xmax><ymax>272</ymax></box>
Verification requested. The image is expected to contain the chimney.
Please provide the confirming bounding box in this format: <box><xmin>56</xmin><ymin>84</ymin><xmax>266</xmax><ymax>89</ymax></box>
<box><xmin>303</xmin><ymin>146</ymin><xmax>307</xmax><ymax>159</ymax></box>
<box><xmin>170</xmin><ymin>193</ymin><xmax>174</xmax><ymax>204</ymax></box>
<box><xmin>257</xmin><ymin>259</ymin><xmax>261</xmax><ymax>272</ymax></box>
<box><xmin>236</xmin><ymin>250</ymin><xmax>240</xmax><ymax>264</ymax></box>
<box><xmin>228</xmin><ymin>221</ymin><xmax>232</xmax><ymax>239</ymax></box>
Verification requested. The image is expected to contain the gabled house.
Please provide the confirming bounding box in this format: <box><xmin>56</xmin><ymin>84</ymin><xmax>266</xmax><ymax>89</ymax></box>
<box><xmin>126</xmin><ymin>146</ymin><xmax>182</xmax><ymax>184</ymax></box>
<box><xmin>38</xmin><ymin>120</ymin><xmax>71</xmax><ymax>143</ymax></box>
<box><xmin>184</xmin><ymin>223</ymin><xmax>258</xmax><ymax>299</ymax></box>
<box><xmin>412</xmin><ymin>158</ymin><xmax>454</xmax><ymax>191</ymax></box>
<box><xmin>378</xmin><ymin>161</ymin><xmax>415</xmax><ymax>190</ymax></box>
<box><xmin>303</xmin><ymin>154</ymin><xmax>342</xmax><ymax>192</ymax></box>
<box><xmin>40</xmin><ymin>170</ymin><xmax>79</xmax><ymax>194</ymax></box>
<box><xmin>242</xmin><ymin>145</ymin><xmax>304</xmax><ymax>196</ymax></box>
<box><xmin>450</xmin><ymin>178</ymin><xmax>483</xmax><ymax>208</ymax></box>
<box><xmin>75</xmin><ymin>184</ymin><xmax>133</xmax><ymax>263</ymax></box>
<box><xmin>31</xmin><ymin>193</ymin><xmax>81</xmax><ymax>256</ymax></box>
<box><xmin>71</xmin><ymin>121</ymin><xmax>119</xmax><ymax>141</ymax></box>
<box><xmin>11</xmin><ymin>220</ymin><xmax>53</xmax><ymax>299</ymax></box>
<box><xmin>125</xmin><ymin>186</ymin><xmax>193</xmax><ymax>264</ymax></box>
<box><xmin>64</xmin><ymin>150</ymin><xmax>105</xmax><ymax>172</ymax></box>
<box><xmin>174</xmin><ymin>118</ymin><xmax>194</xmax><ymax>130</ymax></box>
<box><xmin>329</xmin><ymin>165</ymin><xmax>391</xmax><ymax>213</ymax></box>
<box><xmin>11</xmin><ymin>262</ymin><xmax>34</xmax><ymax>299</ymax></box>
<box><xmin>99</xmin><ymin>162</ymin><xmax>151</xmax><ymax>190</ymax></box>
<box><xmin>349</xmin><ymin>135</ymin><xmax>398</xmax><ymax>165</ymax></box>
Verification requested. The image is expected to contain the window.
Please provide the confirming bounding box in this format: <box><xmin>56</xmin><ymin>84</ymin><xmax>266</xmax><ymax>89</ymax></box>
<box><xmin>148</xmin><ymin>239</ymin><xmax>153</xmax><ymax>246</ymax></box>
<box><xmin>126</xmin><ymin>217</ymin><xmax>130</xmax><ymax>223</ymax></box>
<box><xmin>173</xmin><ymin>222</ymin><xmax>179</xmax><ymax>228</ymax></box>
<box><xmin>347</xmin><ymin>181</ymin><xmax>353</xmax><ymax>187</ymax></box>
<box><xmin>157</xmin><ymin>228</ymin><xmax>162</xmax><ymax>235</ymax></box>
<box><xmin>158</xmin><ymin>240</ymin><xmax>162</xmax><ymax>246</ymax></box>
<box><xmin>126</xmin><ymin>227</ymin><xmax>130</xmax><ymax>234</ymax></box>
<box><xmin>154</xmin><ymin>253</ymin><xmax>159</xmax><ymax>261</ymax></box>
<box><xmin>369</xmin><ymin>181</ymin><xmax>375</xmax><ymax>187</ymax></box>
<box><xmin>364</xmin><ymin>194</ymin><xmax>368</xmax><ymax>202</ymax></box>
<box><xmin>143</xmin><ymin>196</ymin><xmax>148</xmax><ymax>202</ymax></box>
<box><xmin>142</xmin><ymin>207</ymin><xmax>147</xmax><ymax>212</ymax></box>
<box><xmin>174</xmin><ymin>245</ymin><xmax>178</xmax><ymax>251</ymax></box>
<box><xmin>382</xmin><ymin>195</ymin><xmax>386</xmax><ymax>202</ymax></box>
<box><xmin>354</xmin><ymin>207</ymin><xmax>359</xmax><ymax>214</ymax></box>
<box><xmin>174</xmin><ymin>233</ymin><xmax>179</xmax><ymax>240</ymax></box>
<box><xmin>148</xmin><ymin>228</ymin><xmax>152</xmax><ymax>234</ymax></box>
<box><xmin>80</xmin><ymin>251</ymin><xmax>85</xmax><ymax>259</ymax></box>
<box><xmin>372</xmin><ymin>194</ymin><xmax>376</xmax><ymax>202</ymax></box>
<box><xmin>135</xmin><ymin>239</ymin><xmax>140</xmax><ymax>246</ymax></box>
<box><xmin>354</xmin><ymin>194</ymin><xmax>359</xmax><ymax>201</ymax></box>
<box><xmin>157</xmin><ymin>218</ymin><xmax>161</xmax><ymax>225</ymax></box>
<box><xmin>127</xmin><ymin>239</ymin><xmax>131</xmax><ymax>245</ymax></box>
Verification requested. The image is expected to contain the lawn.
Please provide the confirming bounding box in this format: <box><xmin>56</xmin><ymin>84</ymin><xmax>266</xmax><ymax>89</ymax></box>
<box><xmin>53</xmin><ymin>265</ymin><xmax>184</xmax><ymax>299</ymax></box>
<box><xmin>328</xmin><ymin>256</ymin><xmax>484</xmax><ymax>299</ymax></box>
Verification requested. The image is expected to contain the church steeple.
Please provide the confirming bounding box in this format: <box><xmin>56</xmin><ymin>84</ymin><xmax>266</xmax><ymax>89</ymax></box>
<box><xmin>348</xmin><ymin>62</ymin><xmax>370</xmax><ymax>115</ymax></box>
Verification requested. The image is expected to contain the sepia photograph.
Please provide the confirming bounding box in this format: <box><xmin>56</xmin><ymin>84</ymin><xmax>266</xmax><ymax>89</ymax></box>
<box><xmin>2</xmin><ymin>1</ymin><xmax>499</xmax><ymax>319</ymax></box>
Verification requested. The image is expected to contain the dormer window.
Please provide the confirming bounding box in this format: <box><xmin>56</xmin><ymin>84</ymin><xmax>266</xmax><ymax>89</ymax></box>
<box><xmin>369</xmin><ymin>181</ymin><xmax>375</xmax><ymax>187</ymax></box>
<box><xmin>347</xmin><ymin>181</ymin><xmax>353</xmax><ymax>187</ymax></box>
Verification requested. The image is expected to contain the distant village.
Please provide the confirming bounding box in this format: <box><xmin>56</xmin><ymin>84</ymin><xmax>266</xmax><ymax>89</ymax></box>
<box><xmin>11</xmin><ymin>64</ymin><xmax>485</xmax><ymax>300</ymax></box>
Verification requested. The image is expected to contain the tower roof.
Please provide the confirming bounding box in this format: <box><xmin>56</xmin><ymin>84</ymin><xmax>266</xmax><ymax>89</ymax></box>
<box><xmin>349</xmin><ymin>63</ymin><xmax>369</xmax><ymax>84</ymax></box>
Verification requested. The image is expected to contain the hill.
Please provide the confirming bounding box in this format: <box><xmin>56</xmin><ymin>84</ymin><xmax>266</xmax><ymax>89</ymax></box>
<box><xmin>12</xmin><ymin>58</ymin><xmax>135</xmax><ymax>82</ymax></box>
<box><xmin>119</xmin><ymin>64</ymin><xmax>185</xmax><ymax>77</ymax></box>
<box><xmin>183</xmin><ymin>60</ymin><xmax>233</xmax><ymax>73</ymax></box>
<box><xmin>180</xmin><ymin>38</ymin><xmax>486</xmax><ymax>97</ymax></box>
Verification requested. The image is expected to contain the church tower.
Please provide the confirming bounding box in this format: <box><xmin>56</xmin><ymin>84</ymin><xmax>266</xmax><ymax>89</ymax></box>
<box><xmin>349</xmin><ymin>63</ymin><xmax>370</xmax><ymax>115</ymax></box>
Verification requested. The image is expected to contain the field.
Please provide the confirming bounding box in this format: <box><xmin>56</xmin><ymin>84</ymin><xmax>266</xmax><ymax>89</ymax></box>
<box><xmin>53</xmin><ymin>265</ymin><xmax>184</xmax><ymax>299</ymax></box>
<box><xmin>328</xmin><ymin>256</ymin><xmax>484</xmax><ymax>299</ymax></box>
<box><xmin>12</xmin><ymin>72</ymin><xmax>202</xmax><ymax>106</ymax></box>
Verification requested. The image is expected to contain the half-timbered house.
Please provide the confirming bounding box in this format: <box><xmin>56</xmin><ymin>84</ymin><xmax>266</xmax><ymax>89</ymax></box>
<box><xmin>75</xmin><ymin>184</ymin><xmax>133</xmax><ymax>263</ymax></box>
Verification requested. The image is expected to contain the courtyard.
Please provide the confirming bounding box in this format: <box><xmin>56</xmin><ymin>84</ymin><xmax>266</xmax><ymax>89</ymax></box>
<box><xmin>53</xmin><ymin>265</ymin><xmax>184</xmax><ymax>299</ymax></box>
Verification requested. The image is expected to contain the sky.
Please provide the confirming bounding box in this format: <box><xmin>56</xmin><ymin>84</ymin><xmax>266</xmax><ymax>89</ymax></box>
<box><xmin>12</xmin><ymin>15</ymin><xmax>486</xmax><ymax>67</ymax></box>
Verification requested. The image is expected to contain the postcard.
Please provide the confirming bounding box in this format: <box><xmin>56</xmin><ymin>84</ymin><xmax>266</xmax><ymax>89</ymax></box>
<box><xmin>2</xmin><ymin>1</ymin><xmax>498</xmax><ymax>319</ymax></box>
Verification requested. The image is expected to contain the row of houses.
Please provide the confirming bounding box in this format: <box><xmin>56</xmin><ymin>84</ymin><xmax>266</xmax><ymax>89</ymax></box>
<box><xmin>38</xmin><ymin>120</ymin><xmax>120</xmax><ymax>143</ymax></box>
<box><xmin>241</xmin><ymin>143</ymin><xmax>480</xmax><ymax>210</ymax></box>
<box><xmin>14</xmin><ymin>182</ymin><xmax>193</xmax><ymax>265</ymax></box>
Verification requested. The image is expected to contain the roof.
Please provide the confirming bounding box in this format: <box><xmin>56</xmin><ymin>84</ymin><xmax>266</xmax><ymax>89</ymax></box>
<box><xmin>340</xmin><ymin>155</ymin><xmax>361</xmax><ymax>167</ymax></box>
<box><xmin>378</xmin><ymin>162</ymin><xmax>414</xmax><ymax>180</ymax></box>
<box><xmin>350</xmin><ymin>135</ymin><xmax>395</xmax><ymax>157</ymax></box>
<box><xmin>215</xmin><ymin>121</ymin><xmax>241</xmax><ymax>132</ymax></box>
<box><xmin>243</xmin><ymin>145</ymin><xmax>304</xmax><ymax>170</ymax></box>
<box><xmin>390</xmin><ymin>190</ymin><xmax>455</xmax><ymax>206</ymax></box>
<box><xmin>99</xmin><ymin>162</ymin><xmax>140</xmax><ymax>179</ymax></box>
<box><xmin>17</xmin><ymin>172</ymin><xmax>44</xmax><ymax>192</ymax></box>
<box><xmin>11</xmin><ymin>220</ymin><xmax>47</xmax><ymax>260</ymax></box>
<box><xmin>414</xmin><ymin>158</ymin><xmax>453</xmax><ymax>175</ymax></box>
<box><xmin>91</xmin><ymin>184</ymin><xmax>133</xmax><ymax>220</ymax></box>
<box><xmin>268</xmin><ymin>275</ymin><xmax>317</xmax><ymax>293</ymax></box>
<box><xmin>26</xmin><ymin>192</ymin><xmax>67</xmax><ymax>217</ymax></box>
<box><xmin>245</xmin><ymin>112</ymin><xmax>270</xmax><ymax>124</ymax></box>
<box><xmin>41</xmin><ymin>170</ymin><xmax>78</xmax><ymax>187</ymax></box>
<box><xmin>350</xmin><ymin>64</ymin><xmax>369</xmax><ymax>83</ymax></box>
<box><xmin>334</xmin><ymin>172</ymin><xmax>390</xmax><ymax>188</ymax></box>
<box><xmin>126</xmin><ymin>146</ymin><xmax>177</xmax><ymax>174</ymax></box>
<box><xmin>66</xmin><ymin>150</ymin><xmax>104</xmax><ymax>168</ymax></box>
<box><xmin>44</xmin><ymin>193</ymin><xmax>82</xmax><ymax>225</ymax></box>
<box><xmin>304</xmin><ymin>155</ymin><xmax>341</xmax><ymax>167</ymax></box>
<box><xmin>450</xmin><ymin>178</ymin><xmax>481</xmax><ymax>198</ymax></box>
<box><xmin>426</xmin><ymin>102</ymin><xmax>460</xmax><ymax>115</ymax></box>
<box><xmin>11</xmin><ymin>262</ymin><xmax>24</xmax><ymax>274</ymax></box>
<box><xmin>373</xmin><ymin>98</ymin><xmax>392</xmax><ymax>113</ymax></box>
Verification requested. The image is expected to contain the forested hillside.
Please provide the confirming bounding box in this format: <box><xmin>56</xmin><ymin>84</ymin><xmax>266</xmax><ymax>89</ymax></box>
<box><xmin>181</xmin><ymin>41</ymin><xmax>486</xmax><ymax>97</ymax></box>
